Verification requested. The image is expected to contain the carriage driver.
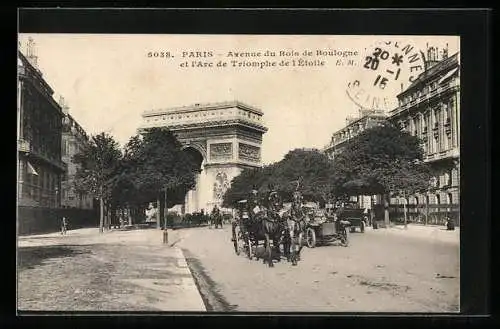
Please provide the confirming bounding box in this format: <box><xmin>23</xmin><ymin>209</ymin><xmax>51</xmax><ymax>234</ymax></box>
<box><xmin>267</xmin><ymin>184</ymin><xmax>282</xmax><ymax>218</ymax></box>
<box><xmin>248</xmin><ymin>186</ymin><xmax>262</xmax><ymax>217</ymax></box>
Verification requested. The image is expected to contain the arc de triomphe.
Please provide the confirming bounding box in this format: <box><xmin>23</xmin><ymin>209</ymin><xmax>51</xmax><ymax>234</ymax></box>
<box><xmin>139</xmin><ymin>101</ymin><xmax>268</xmax><ymax>213</ymax></box>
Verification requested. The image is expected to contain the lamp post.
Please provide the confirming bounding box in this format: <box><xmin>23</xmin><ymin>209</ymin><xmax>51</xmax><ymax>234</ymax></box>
<box><xmin>55</xmin><ymin>186</ymin><xmax>59</xmax><ymax>208</ymax></box>
<box><xmin>403</xmin><ymin>189</ymin><xmax>408</xmax><ymax>230</ymax></box>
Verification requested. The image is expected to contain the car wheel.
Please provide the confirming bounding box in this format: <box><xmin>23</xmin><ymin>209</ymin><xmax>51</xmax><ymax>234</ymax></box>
<box><xmin>306</xmin><ymin>227</ymin><xmax>316</xmax><ymax>248</ymax></box>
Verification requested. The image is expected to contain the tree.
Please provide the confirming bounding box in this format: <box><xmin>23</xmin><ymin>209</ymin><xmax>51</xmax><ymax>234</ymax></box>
<box><xmin>270</xmin><ymin>149</ymin><xmax>336</xmax><ymax>203</ymax></box>
<box><xmin>126</xmin><ymin>128</ymin><xmax>199</xmax><ymax>228</ymax></box>
<box><xmin>73</xmin><ymin>132</ymin><xmax>122</xmax><ymax>233</ymax></box>
<box><xmin>333</xmin><ymin>122</ymin><xmax>431</xmax><ymax>226</ymax></box>
<box><xmin>222</xmin><ymin>167</ymin><xmax>266</xmax><ymax>208</ymax></box>
<box><xmin>222</xmin><ymin>148</ymin><xmax>337</xmax><ymax>207</ymax></box>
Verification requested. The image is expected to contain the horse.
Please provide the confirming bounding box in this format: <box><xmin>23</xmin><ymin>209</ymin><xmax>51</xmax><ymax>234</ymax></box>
<box><xmin>251</xmin><ymin>191</ymin><xmax>287</xmax><ymax>267</ymax></box>
<box><xmin>282</xmin><ymin>191</ymin><xmax>308</xmax><ymax>266</ymax></box>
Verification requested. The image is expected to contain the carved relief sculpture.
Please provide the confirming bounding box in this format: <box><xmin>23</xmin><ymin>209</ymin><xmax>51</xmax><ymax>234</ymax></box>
<box><xmin>213</xmin><ymin>172</ymin><xmax>229</xmax><ymax>201</ymax></box>
<box><xmin>238</xmin><ymin>143</ymin><xmax>260</xmax><ymax>162</ymax></box>
<box><xmin>210</xmin><ymin>142</ymin><xmax>233</xmax><ymax>161</ymax></box>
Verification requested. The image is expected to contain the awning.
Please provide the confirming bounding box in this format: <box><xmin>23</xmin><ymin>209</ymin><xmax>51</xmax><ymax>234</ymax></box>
<box><xmin>438</xmin><ymin>67</ymin><xmax>459</xmax><ymax>84</ymax></box>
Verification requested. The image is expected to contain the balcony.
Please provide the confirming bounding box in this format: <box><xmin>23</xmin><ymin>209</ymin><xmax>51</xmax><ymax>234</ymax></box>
<box><xmin>18</xmin><ymin>139</ymin><xmax>31</xmax><ymax>153</ymax></box>
<box><xmin>424</xmin><ymin>147</ymin><xmax>460</xmax><ymax>163</ymax></box>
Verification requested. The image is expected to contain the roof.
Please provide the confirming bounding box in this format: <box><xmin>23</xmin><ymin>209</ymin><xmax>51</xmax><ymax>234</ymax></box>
<box><xmin>18</xmin><ymin>50</ymin><xmax>64</xmax><ymax>116</ymax></box>
<box><xmin>397</xmin><ymin>52</ymin><xmax>459</xmax><ymax>98</ymax></box>
<box><xmin>142</xmin><ymin>101</ymin><xmax>264</xmax><ymax>117</ymax></box>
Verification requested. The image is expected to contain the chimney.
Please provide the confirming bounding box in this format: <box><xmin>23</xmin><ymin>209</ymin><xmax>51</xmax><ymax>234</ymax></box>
<box><xmin>26</xmin><ymin>37</ymin><xmax>39</xmax><ymax>69</ymax></box>
<box><xmin>442</xmin><ymin>43</ymin><xmax>449</xmax><ymax>59</ymax></box>
<box><xmin>59</xmin><ymin>96</ymin><xmax>70</xmax><ymax>114</ymax></box>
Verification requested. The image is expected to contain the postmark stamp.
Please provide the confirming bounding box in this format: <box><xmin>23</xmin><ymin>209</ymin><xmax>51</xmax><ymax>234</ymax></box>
<box><xmin>346</xmin><ymin>40</ymin><xmax>426</xmax><ymax>112</ymax></box>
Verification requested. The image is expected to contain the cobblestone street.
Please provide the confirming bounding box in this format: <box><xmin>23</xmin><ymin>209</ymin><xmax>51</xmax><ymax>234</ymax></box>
<box><xmin>176</xmin><ymin>224</ymin><xmax>460</xmax><ymax>312</ymax></box>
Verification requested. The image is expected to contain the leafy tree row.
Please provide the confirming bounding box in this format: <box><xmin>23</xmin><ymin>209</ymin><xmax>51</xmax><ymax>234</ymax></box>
<box><xmin>72</xmin><ymin>128</ymin><xmax>199</xmax><ymax>232</ymax></box>
<box><xmin>222</xmin><ymin>122</ymin><xmax>432</xmax><ymax>225</ymax></box>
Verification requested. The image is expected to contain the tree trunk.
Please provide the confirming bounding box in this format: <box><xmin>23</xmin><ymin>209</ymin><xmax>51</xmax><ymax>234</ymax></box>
<box><xmin>104</xmin><ymin>201</ymin><xmax>108</xmax><ymax>230</ymax></box>
<box><xmin>383</xmin><ymin>193</ymin><xmax>390</xmax><ymax>227</ymax></box>
<box><xmin>128</xmin><ymin>207</ymin><xmax>132</xmax><ymax>226</ymax></box>
<box><xmin>164</xmin><ymin>189</ymin><xmax>168</xmax><ymax>230</ymax></box>
<box><xmin>99</xmin><ymin>196</ymin><xmax>104</xmax><ymax>233</ymax></box>
<box><xmin>403</xmin><ymin>194</ymin><xmax>408</xmax><ymax>229</ymax></box>
<box><xmin>425</xmin><ymin>195</ymin><xmax>429</xmax><ymax>225</ymax></box>
<box><xmin>157</xmin><ymin>194</ymin><xmax>162</xmax><ymax>229</ymax></box>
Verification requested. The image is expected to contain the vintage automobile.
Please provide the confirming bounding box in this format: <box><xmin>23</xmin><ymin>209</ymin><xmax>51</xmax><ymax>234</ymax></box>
<box><xmin>304</xmin><ymin>208</ymin><xmax>350</xmax><ymax>248</ymax></box>
<box><xmin>335</xmin><ymin>201</ymin><xmax>366</xmax><ymax>233</ymax></box>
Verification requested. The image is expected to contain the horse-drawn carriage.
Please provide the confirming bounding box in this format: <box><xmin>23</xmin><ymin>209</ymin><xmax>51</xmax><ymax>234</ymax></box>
<box><xmin>231</xmin><ymin>195</ymin><xmax>296</xmax><ymax>267</ymax></box>
<box><xmin>231</xmin><ymin>188</ymin><xmax>352</xmax><ymax>267</ymax></box>
<box><xmin>231</xmin><ymin>200</ymin><xmax>254</xmax><ymax>258</ymax></box>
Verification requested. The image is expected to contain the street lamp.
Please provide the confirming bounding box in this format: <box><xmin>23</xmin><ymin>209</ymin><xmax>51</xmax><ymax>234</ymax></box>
<box><xmin>55</xmin><ymin>186</ymin><xmax>59</xmax><ymax>208</ymax></box>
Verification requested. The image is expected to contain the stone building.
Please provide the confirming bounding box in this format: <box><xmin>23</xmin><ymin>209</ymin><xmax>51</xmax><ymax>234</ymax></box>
<box><xmin>60</xmin><ymin>98</ymin><xmax>95</xmax><ymax>209</ymax></box>
<box><xmin>388</xmin><ymin>46</ymin><xmax>460</xmax><ymax>224</ymax></box>
<box><xmin>323</xmin><ymin>109</ymin><xmax>387</xmax><ymax>161</ymax></box>
<box><xmin>17</xmin><ymin>43</ymin><xmax>66</xmax><ymax>209</ymax></box>
<box><xmin>139</xmin><ymin>101</ymin><xmax>267</xmax><ymax>213</ymax></box>
<box><xmin>323</xmin><ymin>110</ymin><xmax>387</xmax><ymax>209</ymax></box>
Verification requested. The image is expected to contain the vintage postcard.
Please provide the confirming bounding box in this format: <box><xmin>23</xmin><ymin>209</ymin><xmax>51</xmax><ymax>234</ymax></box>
<box><xmin>17</xmin><ymin>33</ymin><xmax>460</xmax><ymax>313</ymax></box>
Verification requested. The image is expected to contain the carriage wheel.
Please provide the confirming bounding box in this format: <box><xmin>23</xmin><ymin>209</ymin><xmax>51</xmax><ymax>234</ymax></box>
<box><xmin>246</xmin><ymin>238</ymin><xmax>253</xmax><ymax>259</ymax></box>
<box><xmin>305</xmin><ymin>227</ymin><xmax>316</xmax><ymax>248</ymax></box>
<box><xmin>233</xmin><ymin>225</ymin><xmax>241</xmax><ymax>255</ymax></box>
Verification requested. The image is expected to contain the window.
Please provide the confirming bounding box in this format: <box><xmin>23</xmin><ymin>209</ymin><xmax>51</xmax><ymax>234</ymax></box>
<box><xmin>435</xmin><ymin>194</ymin><xmax>441</xmax><ymax>205</ymax></box>
<box><xmin>448</xmin><ymin>193</ymin><xmax>453</xmax><ymax>205</ymax></box>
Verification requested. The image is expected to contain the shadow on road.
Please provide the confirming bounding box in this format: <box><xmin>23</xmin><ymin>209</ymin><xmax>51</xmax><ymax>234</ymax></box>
<box><xmin>17</xmin><ymin>245</ymin><xmax>90</xmax><ymax>270</ymax></box>
<box><xmin>182</xmin><ymin>248</ymin><xmax>237</xmax><ymax>312</ymax></box>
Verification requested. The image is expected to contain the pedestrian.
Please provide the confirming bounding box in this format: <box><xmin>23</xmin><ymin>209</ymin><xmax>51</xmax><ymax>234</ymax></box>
<box><xmin>211</xmin><ymin>205</ymin><xmax>222</xmax><ymax>229</ymax></box>
<box><xmin>446</xmin><ymin>216</ymin><xmax>455</xmax><ymax>230</ymax></box>
<box><xmin>61</xmin><ymin>216</ymin><xmax>67</xmax><ymax>235</ymax></box>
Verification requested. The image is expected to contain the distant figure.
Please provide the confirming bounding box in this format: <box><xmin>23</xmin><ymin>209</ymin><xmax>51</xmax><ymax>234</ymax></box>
<box><xmin>446</xmin><ymin>216</ymin><xmax>455</xmax><ymax>230</ymax></box>
<box><xmin>61</xmin><ymin>217</ymin><xmax>68</xmax><ymax>235</ymax></box>
<box><xmin>211</xmin><ymin>205</ymin><xmax>222</xmax><ymax>229</ymax></box>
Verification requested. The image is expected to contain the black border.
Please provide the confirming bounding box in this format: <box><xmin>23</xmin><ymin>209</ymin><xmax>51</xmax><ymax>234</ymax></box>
<box><xmin>7</xmin><ymin>7</ymin><xmax>492</xmax><ymax>327</ymax></box>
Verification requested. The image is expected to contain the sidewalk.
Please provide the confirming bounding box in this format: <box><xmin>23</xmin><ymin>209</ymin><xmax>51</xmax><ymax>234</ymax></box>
<box><xmin>17</xmin><ymin>227</ymin><xmax>205</xmax><ymax>312</ymax></box>
<box><xmin>367</xmin><ymin>223</ymin><xmax>460</xmax><ymax>245</ymax></box>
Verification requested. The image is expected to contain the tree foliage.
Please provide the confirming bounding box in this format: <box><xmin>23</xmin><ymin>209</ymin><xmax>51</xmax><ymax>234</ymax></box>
<box><xmin>112</xmin><ymin>128</ymin><xmax>199</xmax><ymax>209</ymax></box>
<box><xmin>73</xmin><ymin>132</ymin><xmax>122</xmax><ymax>198</ymax></box>
<box><xmin>72</xmin><ymin>132</ymin><xmax>122</xmax><ymax>232</ymax></box>
<box><xmin>333</xmin><ymin>122</ymin><xmax>431</xmax><ymax>197</ymax></box>
<box><xmin>73</xmin><ymin>128</ymin><xmax>199</xmax><ymax>228</ymax></box>
<box><xmin>222</xmin><ymin>148</ymin><xmax>336</xmax><ymax>207</ymax></box>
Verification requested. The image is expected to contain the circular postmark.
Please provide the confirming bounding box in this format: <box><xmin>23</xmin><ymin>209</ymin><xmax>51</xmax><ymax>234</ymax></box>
<box><xmin>346</xmin><ymin>40</ymin><xmax>426</xmax><ymax>112</ymax></box>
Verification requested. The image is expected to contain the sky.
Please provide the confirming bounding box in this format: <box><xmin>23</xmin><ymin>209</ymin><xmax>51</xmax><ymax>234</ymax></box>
<box><xmin>18</xmin><ymin>34</ymin><xmax>459</xmax><ymax>165</ymax></box>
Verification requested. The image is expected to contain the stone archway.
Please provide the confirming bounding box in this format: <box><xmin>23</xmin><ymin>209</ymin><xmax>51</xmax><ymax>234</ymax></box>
<box><xmin>182</xmin><ymin>146</ymin><xmax>204</xmax><ymax>214</ymax></box>
<box><xmin>140</xmin><ymin>101</ymin><xmax>268</xmax><ymax>213</ymax></box>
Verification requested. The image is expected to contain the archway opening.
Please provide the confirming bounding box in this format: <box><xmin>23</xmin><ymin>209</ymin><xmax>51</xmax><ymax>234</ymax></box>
<box><xmin>182</xmin><ymin>147</ymin><xmax>204</xmax><ymax>214</ymax></box>
<box><xmin>183</xmin><ymin>146</ymin><xmax>204</xmax><ymax>171</ymax></box>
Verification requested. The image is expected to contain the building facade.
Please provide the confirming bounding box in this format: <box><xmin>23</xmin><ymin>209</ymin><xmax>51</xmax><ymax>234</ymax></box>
<box><xmin>323</xmin><ymin>110</ymin><xmax>387</xmax><ymax>209</ymax></box>
<box><xmin>60</xmin><ymin>99</ymin><xmax>95</xmax><ymax>209</ymax></box>
<box><xmin>17</xmin><ymin>49</ymin><xmax>66</xmax><ymax>208</ymax></box>
<box><xmin>324</xmin><ymin>109</ymin><xmax>387</xmax><ymax>161</ymax></box>
<box><xmin>388</xmin><ymin>48</ymin><xmax>460</xmax><ymax>224</ymax></box>
<box><xmin>139</xmin><ymin>101</ymin><xmax>268</xmax><ymax>213</ymax></box>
